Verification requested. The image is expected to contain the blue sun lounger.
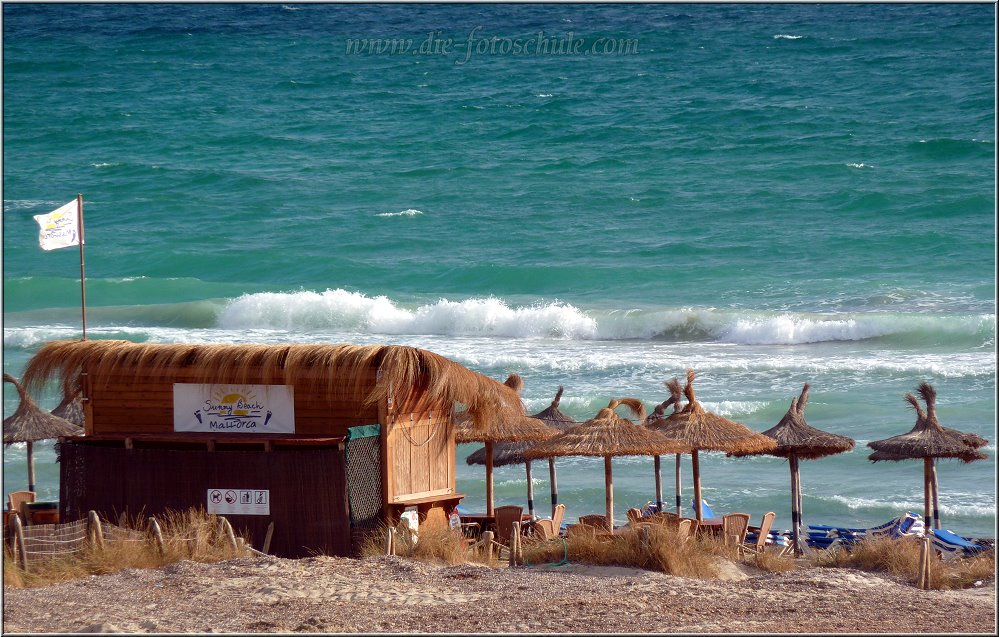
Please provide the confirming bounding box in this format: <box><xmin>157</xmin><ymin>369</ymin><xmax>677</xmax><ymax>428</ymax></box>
<box><xmin>931</xmin><ymin>528</ymin><xmax>988</xmax><ymax>559</ymax></box>
<box><xmin>806</xmin><ymin>512</ymin><xmax>926</xmax><ymax>549</ymax></box>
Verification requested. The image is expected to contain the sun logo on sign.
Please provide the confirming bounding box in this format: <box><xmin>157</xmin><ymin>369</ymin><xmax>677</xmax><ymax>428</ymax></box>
<box><xmin>209</xmin><ymin>385</ymin><xmax>259</xmax><ymax>417</ymax></box>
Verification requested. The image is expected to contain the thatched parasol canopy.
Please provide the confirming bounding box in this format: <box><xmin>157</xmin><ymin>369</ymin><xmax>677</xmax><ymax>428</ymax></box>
<box><xmin>646</xmin><ymin>369</ymin><xmax>777</xmax><ymax>520</ymax></box>
<box><xmin>4</xmin><ymin>372</ymin><xmax>84</xmax><ymax>492</ymax></box>
<box><xmin>51</xmin><ymin>374</ymin><xmax>84</xmax><ymax>426</ymax></box>
<box><xmin>20</xmin><ymin>339</ymin><xmax>525</xmax><ymax>432</ymax></box>
<box><xmin>868</xmin><ymin>383</ymin><xmax>986</xmax><ymax>463</ymax></box>
<box><xmin>868</xmin><ymin>382</ymin><xmax>987</xmax><ymax>530</ymax></box>
<box><xmin>729</xmin><ymin>383</ymin><xmax>855</xmax><ymax>555</ymax></box>
<box><xmin>642</xmin><ymin>376</ymin><xmax>686</xmax><ymax>514</ymax></box>
<box><xmin>524</xmin><ymin>398</ymin><xmax>691</xmax><ymax>530</ymax></box>
<box><xmin>454</xmin><ymin>374</ymin><xmax>558</xmax><ymax>516</ymax></box>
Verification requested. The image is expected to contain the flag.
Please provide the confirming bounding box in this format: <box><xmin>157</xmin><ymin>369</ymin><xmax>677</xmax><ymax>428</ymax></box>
<box><xmin>33</xmin><ymin>199</ymin><xmax>82</xmax><ymax>251</ymax></box>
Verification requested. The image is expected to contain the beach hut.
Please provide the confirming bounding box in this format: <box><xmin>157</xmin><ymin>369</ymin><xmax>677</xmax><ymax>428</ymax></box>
<box><xmin>729</xmin><ymin>383</ymin><xmax>855</xmax><ymax>556</ymax></box>
<box><xmin>644</xmin><ymin>377</ymin><xmax>684</xmax><ymax>514</ymax></box>
<box><xmin>455</xmin><ymin>374</ymin><xmax>558</xmax><ymax>517</ymax></box>
<box><xmin>868</xmin><ymin>382</ymin><xmax>987</xmax><ymax>531</ymax></box>
<box><xmin>19</xmin><ymin>340</ymin><xmax>526</xmax><ymax>558</ymax></box>
<box><xmin>465</xmin><ymin>385</ymin><xmax>579</xmax><ymax>517</ymax></box>
<box><xmin>646</xmin><ymin>369</ymin><xmax>777</xmax><ymax>522</ymax></box>
<box><xmin>524</xmin><ymin>398</ymin><xmax>691</xmax><ymax>532</ymax></box>
<box><xmin>3</xmin><ymin>373</ymin><xmax>84</xmax><ymax>494</ymax></box>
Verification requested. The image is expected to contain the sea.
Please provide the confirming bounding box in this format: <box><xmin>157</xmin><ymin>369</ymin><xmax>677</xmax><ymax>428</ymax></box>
<box><xmin>2</xmin><ymin>2</ymin><xmax>995</xmax><ymax>540</ymax></box>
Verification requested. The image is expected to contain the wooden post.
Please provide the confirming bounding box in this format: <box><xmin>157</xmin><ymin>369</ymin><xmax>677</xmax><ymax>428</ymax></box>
<box><xmin>692</xmin><ymin>450</ymin><xmax>702</xmax><ymax>522</ymax></box>
<box><xmin>485</xmin><ymin>440</ymin><xmax>495</xmax><ymax>517</ymax></box>
<box><xmin>930</xmin><ymin>460</ymin><xmax>941</xmax><ymax>530</ymax></box>
<box><xmin>653</xmin><ymin>455</ymin><xmax>663</xmax><ymax>512</ymax></box>
<box><xmin>483</xmin><ymin>530</ymin><xmax>494</xmax><ymax>561</ymax></box>
<box><xmin>640</xmin><ymin>525</ymin><xmax>651</xmax><ymax>554</ymax></box>
<box><xmin>87</xmin><ymin>510</ymin><xmax>104</xmax><ymax>549</ymax></box>
<box><xmin>26</xmin><ymin>440</ymin><xmax>35</xmax><ymax>493</ymax></box>
<box><xmin>12</xmin><ymin>514</ymin><xmax>27</xmax><ymax>571</ymax></box>
<box><xmin>219</xmin><ymin>516</ymin><xmax>238</xmax><ymax>551</ymax></box>
<box><xmin>509</xmin><ymin>521</ymin><xmax>520</xmax><ymax>567</ymax></box>
<box><xmin>148</xmin><ymin>517</ymin><xmax>165</xmax><ymax>556</ymax></box>
<box><xmin>923</xmin><ymin>535</ymin><xmax>933</xmax><ymax>589</ymax></box>
<box><xmin>263</xmin><ymin>522</ymin><xmax>274</xmax><ymax>554</ymax></box>
<box><xmin>525</xmin><ymin>461</ymin><xmax>535</xmax><ymax>519</ymax></box>
<box><xmin>604</xmin><ymin>455</ymin><xmax>614</xmax><ymax>533</ymax></box>
<box><xmin>923</xmin><ymin>458</ymin><xmax>932</xmax><ymax>527</ymax></box>
<box><xmin>385</xmin><ymin>527</ymin><xmax>395</xmax><ymax>556</ymax></box>
<box><xmin>789</xmin><ymin>455</ymin><xmax>802</xmax><ymax>557</ymax></box>
<box><xmin>675</xmin><ymin>454</ymin><xmax>682</xmax><ymax>516</ymax></box>
<box><xmin>76</xmin><ymin>193</ymin><xmax>87</xmax><ymax>339</ymax></box>
<box><xmin>548</xmin><ymin>458</ymin><xmax>558</xmax><ymax>516</ymax></box>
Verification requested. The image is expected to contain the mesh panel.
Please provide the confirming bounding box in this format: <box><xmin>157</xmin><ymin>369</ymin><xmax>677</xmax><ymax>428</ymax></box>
<box><xmin>345</xmin><ymin>431</ymin><xmax>382</xmax><ymax>529</ymax></box>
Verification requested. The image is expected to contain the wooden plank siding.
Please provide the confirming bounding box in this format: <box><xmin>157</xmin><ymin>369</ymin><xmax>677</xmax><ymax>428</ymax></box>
<box><xmin>384</xmin><ymin>391</ymin><xmax>456</xmax><ymax>504</ymax></box>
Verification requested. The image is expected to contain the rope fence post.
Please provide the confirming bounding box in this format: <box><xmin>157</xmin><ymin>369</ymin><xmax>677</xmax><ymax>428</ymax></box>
<box><xmin>482</xmin><ymin>530</ymin><xmax>494</xmax><ymax>561</ymax></box>
<box><xmin>218</xmin><ymin>516</ymin><xmax>238</xmax><ymax>551</ymax></box>
<box><xmin>263</xmin><ymin>522</ymin><xmax>274</xmax><ymax>554</ymax></box>
<box><xmin>385</xmin><ymin>527</ymin><xmax>396</xmax><ymax>556</ymax></box>
<box><xmin>509</xmin><ymin>521</ymin><xmax>520</xmax><ymax>567</ymax></box>
<box><xmin>12</xmin><ymin>514</ymin><xmax>27</xmax><ymax>571</ymax></box>
<box><xmin>87</xmin><ymin>511</ymin><xmax>104</xmax><ymax>550</ymax></box>
<box><xmin>148</xmin><ymin>517</ymin><xmax>165</xmax><ymax>556</ymax></box>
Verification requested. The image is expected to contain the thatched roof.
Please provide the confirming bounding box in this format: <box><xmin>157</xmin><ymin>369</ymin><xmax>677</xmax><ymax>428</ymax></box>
<box><xmin>455</xmin><ymin>374</ymin><xmax>559</xmax><ymax>444</ymax></box>
<box><xmin>729</xmin><ymin>384</ymin><xmax>855</xmax><ymax>460</ymax></box>
<box><xmin>466</xmin><ymin>385</ymin><xmax>580</xmax><ymax>467</ymax></box>
<box><xmin>20</xmin><ymin>340</ymin><xmax>526</xmax><ymax>432</ymax></box>
<box><xmin>50</xmin><ymin>373</ymin><xmax>84</xmax><ymax>426</ymax></box>
<box><xmin>645</xmin><ymin>369</ymin><xmax>777</xmax><ymax>455</ymax></box>
<box><xmin>3</xmin><ymin>373</ymin><xmax>83</xmax><ymax>444</ymax></box>
<box><xmin>644</xmin><ymin>377</ymin><xmax>683</xmax><ymax>426</ymax></box>
<box><xmin>523</xmin><ymin>397</ymin><xmax>691</xmax><ymax>459</ymax></box>
<box><xmin>868</xmin><ymin>382</ymin><xmax>988</xmax><ymax>463</ymax></box>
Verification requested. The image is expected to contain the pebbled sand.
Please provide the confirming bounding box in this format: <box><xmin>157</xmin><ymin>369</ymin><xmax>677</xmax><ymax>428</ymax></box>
<box><xmin>2</xmin><ymin>555</ymin><xmax>995</xmax><ymax>634</ymax></box>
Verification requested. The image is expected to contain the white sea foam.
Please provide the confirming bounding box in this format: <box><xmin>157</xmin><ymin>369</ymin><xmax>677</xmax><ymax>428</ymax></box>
<box><xmin>846</xmin><ymin>162</ymin><xmax>871</xmax><ymax>169</ymax></box>
<box><xmin>774</xmin><ymin>34</ymin><xmax>804</xmax><ymax>40</ymax></box>
<box><xmin>375</xmin><ymin>209</ymin><xmax>423</xmax><ymax>217</ymax></box>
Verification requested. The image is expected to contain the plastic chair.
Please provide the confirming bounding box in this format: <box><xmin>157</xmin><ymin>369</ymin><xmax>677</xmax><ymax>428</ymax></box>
<box><xmin>722</xmin><ymin>513</ymin><xmax>751</xmax><ymax>550</ymax></box>
<box><xmin>530</xmin><ymin>503</ymin><xmax>566</xmax><ymax>541</ymax></box>
<box><xmin>578</xmin><ymin>514</ymin><xmax>610</xmax><ymax>531</ymax></box>
<box><xmin>7</xmin><ymin>490</ymin><xmax>35</xmax><ymax>525</ymax></box>
<box><xmin>626</xmin><ymin>508</ymin><xmax>643</xmax><ymax>526</ymax></box>
<box><xmin>494</xmin><ymin>505</ymin><xmax>524</xmax><ymax>550</ymax></box>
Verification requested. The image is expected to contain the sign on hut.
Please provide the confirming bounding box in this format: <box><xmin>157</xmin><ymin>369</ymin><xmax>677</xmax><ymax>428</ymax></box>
<box><xmin>21</xmin><ymin>340</ymin><xmax>525</xmax><ymax>557</ymax></box>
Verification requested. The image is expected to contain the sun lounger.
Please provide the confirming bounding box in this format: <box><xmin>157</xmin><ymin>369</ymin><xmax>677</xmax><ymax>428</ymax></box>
<box><xmin>931</xmin><ymin>528</ymin><xmax>988</xmax><ymax>559</ymax></box>
<box><xmin>690</xmin><ymin>499</ymin><xmax>716</xmax><ymax>519</ymax></box>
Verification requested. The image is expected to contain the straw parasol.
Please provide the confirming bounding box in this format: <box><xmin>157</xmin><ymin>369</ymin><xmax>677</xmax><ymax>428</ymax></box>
<box><xmin>50</xmin><ymin>374</ymin><xmax>84</xmax><ymax>426</ymax></box>
<box><xmin>868</xmin><ymin>382</ymin><xmax>987</xmax><ymax>530</ymax></box>
<box><xmin>729</xmin><ymin>383</ymin><xmax>855</xmax><ymax>555</ymax></box>
<box><xmin>465</xmin><ymin>385</ymin><xmax>579</xmax><ymax>517</ymax></box>
<box><xmin>456</xmin><ymin>374</ymin><xmax>559</xmax><ymax>516</ymax></box>
<box><xmin>524</xmin><ymin>398</ymin><xmax>692</xmax><ymax>532</ymax></box>
<box><xmin>646</xmin><ymin>369</ymin><xmax>777</xmax><ymax>521</ymax></box>
<box><xmin>643</xmin><ymin>377</ymin><xmax>684</xmax><ymax>514</ymax></box>
<box><xmin>3</xmin><ymin>373</ymin><xmax>84</xmax><ymax>492</ymax></box>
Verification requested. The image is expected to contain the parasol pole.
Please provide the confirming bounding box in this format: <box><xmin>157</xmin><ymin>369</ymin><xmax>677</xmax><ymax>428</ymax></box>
<box><xmin>789</xmin><ymin>454</ymin><xmax>801</xmax><ymax>556</ymax></box>
<box><xmin>692</xmin><ymin>449</ymin><xmax>703</xmax><ymax>522</ymax></box>
<box><xmin>653</xmin><ymin>455</ymin><xmax>663</xmax><ymax>511</ymax></box>
<box><xmin>548</xmin><ymin>458</ymin><xmax>558</xmax><ymax>516</ymax></box>
<box><xmin>26</xmin><ymin>440</ymin><xmax>36</xmax><ymax>493</ymax></box>
<box><xmin>675</xmin><ymin>453</ymin><xmax>682</xmax><ymax>515</ymax></box>
<box><xmin>525</xmin><ymin>460</ymin><xmax>535</xmax><ymax>518</ymax></box>
<box><xmin>922</xmin><ymin>457</ymin><xmax>932</xmax><ymax>526</ymax></box>
<box><xmin>930</xmin><ymin>460</ymin><xmax>941</xmax><ymax>530</ymax></box>
<box><xmin>604</xmin><ymin>455</ymin><xmax>614</xmax><ymax>533</ymax></box>
<box><xmin>485</xmin><ymin>440</ymin><xmax>495</xmax><ymax>516</ymax></box>
<box><xmin>76</xmin><ymin>193</ymin><xmax>88</xmax><ymax>340</ymax></box>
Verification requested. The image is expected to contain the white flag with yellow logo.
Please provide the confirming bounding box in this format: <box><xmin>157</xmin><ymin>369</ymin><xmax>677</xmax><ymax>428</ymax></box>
<box><xmin>33</xmin><ymin>200</ymin><xmax>82</xmax><ymax>251</ymax></box>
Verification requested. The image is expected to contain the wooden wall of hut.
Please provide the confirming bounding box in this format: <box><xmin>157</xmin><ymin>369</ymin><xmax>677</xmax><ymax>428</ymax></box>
<box><xmin>381</xmin><ymin>391</ymin><xmax>457</xmax><ymax>506</ymax></box>
<box><xmin>81</xmin><ymin>366</ymin><xmax>379</xmax><ymax>437</ymax></box>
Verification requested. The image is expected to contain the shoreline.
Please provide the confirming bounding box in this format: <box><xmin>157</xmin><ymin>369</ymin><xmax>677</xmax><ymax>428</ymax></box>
<box><xmin>3</xmin><ymin>555</ymin><xmax>995</xmax><ymax>634</ymax></box>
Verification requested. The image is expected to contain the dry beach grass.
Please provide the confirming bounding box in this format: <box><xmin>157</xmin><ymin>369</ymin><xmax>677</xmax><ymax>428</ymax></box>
<box><xmin>2</xmin><ymin>510</ymin><xmax>995</xmax><ymax>634</ymax></box>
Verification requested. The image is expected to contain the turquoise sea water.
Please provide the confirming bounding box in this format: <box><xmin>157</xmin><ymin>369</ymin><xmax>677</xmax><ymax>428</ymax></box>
<box><xmin>3</xmin><ymin>3</ymin><xmax>995</xmax><ymax>538</ymax></box>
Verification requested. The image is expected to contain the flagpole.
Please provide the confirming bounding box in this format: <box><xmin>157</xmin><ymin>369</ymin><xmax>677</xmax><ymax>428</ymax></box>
<box><xmin>77</xmin><ymin>193</ymin><xmax>87</xmax><ymax>340</ymax></box>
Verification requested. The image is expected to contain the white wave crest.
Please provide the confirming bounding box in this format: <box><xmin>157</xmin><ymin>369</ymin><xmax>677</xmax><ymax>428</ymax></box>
<box><xmin>375</xmin><ymin>209</ymin><xmax>423</xmax><ymax>217</ymax></box>
<box><xmin>218</xmin><ymin>289</ymin><xmax>598</xmax><ymax>338</ymax></box>
<box><xmin>846</xmin><ymin>162</ymin><xmax>871</xmax><ymax>169</ymax></box>
<box><xmin>774</xmin><ymin>34</ymin><xmax>804</xmax><ymax>40</ymax></box>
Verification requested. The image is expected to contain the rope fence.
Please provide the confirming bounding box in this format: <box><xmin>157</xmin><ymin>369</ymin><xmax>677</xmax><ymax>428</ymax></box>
<box><xmin>5</xmin><ymin>512</ymin><xmax>262</xmax><ymax>572</ymax></box>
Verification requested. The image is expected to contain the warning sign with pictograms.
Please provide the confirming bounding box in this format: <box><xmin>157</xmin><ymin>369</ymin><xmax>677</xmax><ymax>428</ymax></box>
<box><xmin>207</xmin><ymin>488</ymin><xmax>269</xmax><ymax>515</ymax></box>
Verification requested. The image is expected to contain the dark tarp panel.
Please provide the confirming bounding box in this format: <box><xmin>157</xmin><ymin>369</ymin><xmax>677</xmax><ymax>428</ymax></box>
<box><xmin>57</xmin><ymin>441</ymin><xmax>350</xmax><ymax>558</ymax></box>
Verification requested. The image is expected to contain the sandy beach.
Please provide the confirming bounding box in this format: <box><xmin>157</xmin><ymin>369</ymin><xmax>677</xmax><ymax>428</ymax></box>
<box><xmin>2</xmin><ymin>555</ymin><xmax>995</xmax><ymax>634</ymax></box>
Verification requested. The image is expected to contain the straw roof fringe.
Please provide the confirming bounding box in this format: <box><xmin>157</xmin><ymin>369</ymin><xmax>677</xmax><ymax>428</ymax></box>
<box><xmin>3</xmin><ymin>373</ymin><xmax>83</xmax><ymax>444</ymax></box>
<box><xmin>646</xmin><ymin>369</ymin><xmax>777</xmax><ymax>455</ymax></box>
<box><xmin>20</xmin><ymin>340</ymin><xmax>526</xmax><ymax>432</ymax></box>
<box><xmin>523</xmin><ymin>398</ymin><xmax>692</xmax><ymax>459</ymax></box>
<box><xmin>729</xmin><ymin>384</ymin><xmax>855</xmax><ymax>460</ymax></box>
<box><xmin>645</xmin><ymin>377</ymin><xmax>683</xmax><ymax>425</ymax></box>
<box><xmin>868</xmin><ymin>382</ymin><xmax>987</xmax><ymax>464</ymax></box>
